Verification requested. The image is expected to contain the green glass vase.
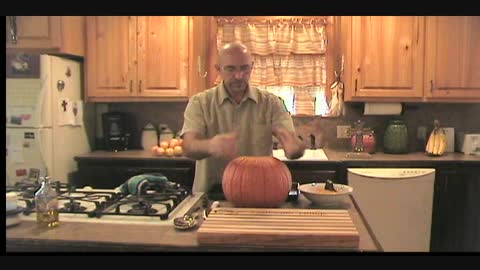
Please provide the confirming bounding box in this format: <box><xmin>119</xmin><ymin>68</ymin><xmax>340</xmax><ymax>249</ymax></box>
<box><xmin>383</xmin><ymin>119</ymin><xmax>408</xmax><ymax>154</ymax></box>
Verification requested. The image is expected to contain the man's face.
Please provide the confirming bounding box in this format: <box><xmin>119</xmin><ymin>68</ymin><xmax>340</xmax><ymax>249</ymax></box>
<box><xmin>217</xmin><ymin>51</ymin><xmax>253</xmax><ymax>95</ymax></box>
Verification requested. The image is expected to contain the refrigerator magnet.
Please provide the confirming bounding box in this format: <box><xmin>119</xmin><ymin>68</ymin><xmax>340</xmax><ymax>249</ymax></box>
<box><xmin>28</xmin><ymin>168</ymin><xmax>40</xmax><ymax>181</ymax></box>
<box><xmin>15</xmin><ymin>169</ymin><xmax>27</xmax><ymax>177</ymax></box>
<box><xmin>10</xmin><ymin>115</ymin><xmax>22</xmax><ymax>125</ymax></box>
<box><xmin>24</xmin><ymin>132</ymin><xmax>35</xmax><ymax>139</ymax></box>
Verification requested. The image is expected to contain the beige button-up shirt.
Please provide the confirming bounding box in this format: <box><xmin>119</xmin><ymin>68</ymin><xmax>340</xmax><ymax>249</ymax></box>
<box><xmin>181</xmin><ymin>83</ymin><xmax>295</xmax><ymax>192</ymax></box>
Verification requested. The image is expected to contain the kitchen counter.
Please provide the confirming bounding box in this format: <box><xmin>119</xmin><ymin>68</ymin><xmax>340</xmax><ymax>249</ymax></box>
<box><xmin>75</xmin><ymin>150</ymin><xmax>195</xmax><ymax>162</ymax></box>
<box><xmin>323</xmin><ymin>149</ymin><xmax>480</xmax><ymax>163</ymax></box>
<box><xmin>76</xmin><ymin>149</ymin><xmax>480</xmax><ymax>163</ymax></box>
<box><xmin>6</xmin><ymin>194</ymin><xmax>381</xmax><ymax>252</ymax></box>
<box><xmin>73</xmin><ymin>149</ymin><xmax>480</xmax><ymax>189</ymax></box>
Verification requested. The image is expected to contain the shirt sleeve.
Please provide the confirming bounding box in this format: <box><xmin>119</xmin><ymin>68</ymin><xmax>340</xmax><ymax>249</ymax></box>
<box><xmin>271</xmin><ymin>95</ymin><xmax>295</xmax><ymax>133</ymax></box>
<box><xmin>180</xmin><ymin>94</ymin><xmax>206</xmax><ymax>138</ymax></box>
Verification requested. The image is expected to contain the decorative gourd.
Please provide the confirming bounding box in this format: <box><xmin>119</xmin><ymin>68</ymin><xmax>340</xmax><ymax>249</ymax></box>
<box><xmin>222</xmin><ymin>156</ymin><xmax>292</xmax><ymax>208</ymax></box>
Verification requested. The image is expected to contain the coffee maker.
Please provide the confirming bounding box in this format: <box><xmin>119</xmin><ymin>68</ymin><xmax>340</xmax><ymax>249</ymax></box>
<box><xmin>102</xmin><ymin>112</ymin><xmax>132</xmax><ymax>152</ymax></box>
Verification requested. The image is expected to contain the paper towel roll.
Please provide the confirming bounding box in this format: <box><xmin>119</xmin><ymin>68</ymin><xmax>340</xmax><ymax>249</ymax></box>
<box><xmin>364</xmin><ymin>102</ymin><xmax>402</xmax><ymax>115</ymax></box>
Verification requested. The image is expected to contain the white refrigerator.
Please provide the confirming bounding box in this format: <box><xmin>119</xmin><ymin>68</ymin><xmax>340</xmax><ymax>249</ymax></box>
<box><xmin>6</xmin><ymin>54</ymin><xmax>91</xmax><ymax>185</ymax></box>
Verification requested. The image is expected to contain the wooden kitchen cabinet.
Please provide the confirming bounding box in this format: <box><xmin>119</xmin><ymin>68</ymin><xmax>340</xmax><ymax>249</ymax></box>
<box><xmin>86</xmin><ymin>16</ymin><xmax>209</xmax><ymax>102</ymax></box>
<box><xmin>283</xmin><ymin>162</ymin><xmax>341</xmax><ymax>184</ymax></box>
<box><xmin>6</xmin><ymin>16</ymin><xmax>85</xmax><ymax>57</ymax></box>
<box><xmin>344</xmin><ymin>16</ymin><xmax>480</xmax><ymax>102</ymax></box>
<box><xmin>347</xmin><ymin>16</ymin><xmax>425</xmax><ymax>101</ymax></box>
<box><xmin>424</xmin><ymin>16</ymin><xmax>480</xmax><ymax>102</ymax></box>
<box><xmin>73</xmin><ymin>157</ymin><xmax>195</xmax><ymax>189</ymax></box>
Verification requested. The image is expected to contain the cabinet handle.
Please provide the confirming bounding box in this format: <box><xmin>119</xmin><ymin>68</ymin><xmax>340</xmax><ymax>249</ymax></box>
<box><xmin>198</xmin><ymin>56</ymin><xmax>208</xmax><ymax>78</ymax></box>
<box><xmin>9</xmin><ymin>16</ymin><xmax>17</xmax><ymax>44</ymax></box>
<box><xmin>430</xmin><ymin>80</ymin><xmax>434</xmax><ymax>92</ymax></box>
<box><xmin>139</xmin><ymin>80</ymin><xmax>142</xmax><ymax>92</ymax></box>
<box><xmin>355</xmin><ymin>79</ymin><xmax>358</xmax><ymax>92</ymax></box>
<box><xmin>129</xmin><ymin>80</ymin><xmax>133</xmax><ymax>93</ymax></box>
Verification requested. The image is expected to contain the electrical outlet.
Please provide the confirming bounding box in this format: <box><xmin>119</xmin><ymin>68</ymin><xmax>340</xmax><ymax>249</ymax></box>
<box><xmin>417</xmin><ymin>126</ymin><xmax>427</xmax><ymax>140</ymax></box>
<box><xmin>337</xmin><ymin>125</ymin><xmax>352</xmax><ymax>139</ymax></box>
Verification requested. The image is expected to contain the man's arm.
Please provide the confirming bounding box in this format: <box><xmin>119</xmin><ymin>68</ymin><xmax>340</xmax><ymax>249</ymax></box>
<box><xmin>182</xmin><ymin>131</ymin><xmax>238</xmax><ymax>161</ymax></box>
<box><xmin>270</xmin><ymin>95</ymin><xmax>305</xmax><ymax>159</ymax></box>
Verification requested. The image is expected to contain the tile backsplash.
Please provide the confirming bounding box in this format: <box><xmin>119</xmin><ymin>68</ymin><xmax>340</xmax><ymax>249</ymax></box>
<box><xmin>104</xmin><ymin>102</ymin><xmax>480</xmax><ymax>153</ymax></box>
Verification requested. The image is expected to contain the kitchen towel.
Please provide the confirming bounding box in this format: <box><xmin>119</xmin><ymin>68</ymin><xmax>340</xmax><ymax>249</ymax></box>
<box><xmin>364</xmin><ymin>102</ymin><xmax>402</xmax><ymax>115</ymax></box>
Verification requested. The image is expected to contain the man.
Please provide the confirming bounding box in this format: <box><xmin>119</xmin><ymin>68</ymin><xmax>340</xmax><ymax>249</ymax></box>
<box><xmin>181</xmin><ymin>42</ymin><xmax>305</xmax><ymax>192</ymax></box>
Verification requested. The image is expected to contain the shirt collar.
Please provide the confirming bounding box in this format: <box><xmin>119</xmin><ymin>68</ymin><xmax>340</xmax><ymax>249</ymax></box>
<box><xmin>217</xmin><ymin>81</ymin><xmax>258</xmax><ymax>105</ymax></box>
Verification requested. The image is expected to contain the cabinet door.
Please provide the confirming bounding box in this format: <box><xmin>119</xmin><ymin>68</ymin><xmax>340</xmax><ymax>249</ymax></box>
<box><xmin>6</xmin><ymin>16</ymin><xmax>61</xmax><ymax>49</ymax></box>
<box><xmin>290</xmin><ymin>170</ymin><xmax>337</xmax><ymax>185</ymax></box>
<box><xmin>351</xmin><ymin>16</ymin><xmax>424</xmax><ymax>100</ymax></box>
<box><xmin>75</xmin><ymin>162</ymin><xmax>195</xmax><ymax>189</ymax></box>
<box><xmin>424</xmin><ymin>16</ymin><xmax>480</xmax><ymax>101</ymax></box>
<box><xmin>86</xmin><ymin>16</ymin><xmax>137</xmax><ymax>98</ymax></box>
<box><xmin>188</xmin><ymin>16</ymin><xmax>210</xmax><ymax>97</ymax></box>
<box><xmin>137</xmin><ymin>16</ymin><xmax>189</xmax><ymax>97</ymax></box>
<box><xmin>430</xmin><ymin>165</ymin><xmax>480</xmax><ymax>251</ymax></box>
<box><xmin>122</xmin><ymin>167</ymin><xmax>194</xmax><ymax>189</ymax></box>
<box><xmin>74</xmin><ymin>165</ymin><xmax>117</xmax><ymax>189</ymax></box>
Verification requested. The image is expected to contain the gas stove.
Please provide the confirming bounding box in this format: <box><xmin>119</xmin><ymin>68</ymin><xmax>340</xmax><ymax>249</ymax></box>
<box><xmin>6</xmin><ymin>180</ymin><xmax>204</xmax><ymax>225</ymax></box>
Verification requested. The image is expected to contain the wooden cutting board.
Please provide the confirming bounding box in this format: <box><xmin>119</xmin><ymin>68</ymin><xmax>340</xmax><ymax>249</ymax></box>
<box><xmin>197</xmin><ymin>207</ymin><xmax>359</xmax><ymax>250</ymax></box>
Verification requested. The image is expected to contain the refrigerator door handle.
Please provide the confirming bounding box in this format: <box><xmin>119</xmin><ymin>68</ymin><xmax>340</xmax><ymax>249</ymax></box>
<box><xmin>9</xmin><ymin>16</ymin><xmax>18</xmax><ymax>44</ymax></box>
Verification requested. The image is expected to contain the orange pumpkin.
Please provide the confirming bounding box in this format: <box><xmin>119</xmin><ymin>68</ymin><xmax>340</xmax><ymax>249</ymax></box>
<box><xmin>222</xmin><ymin>156</ymin><xmax>292</xmax><ymax>208</ymax></box>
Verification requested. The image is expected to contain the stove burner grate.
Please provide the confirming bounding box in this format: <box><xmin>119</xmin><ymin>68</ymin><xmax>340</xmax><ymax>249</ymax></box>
<box><xmin>7</xmin><ymin>181</ymin><xmax>192</xmax><ymax>220</ymax></box>
<box><xmin>61</xmin><ymin>201</ymin><xmax>87</xmax><ymax>212</ymax></box>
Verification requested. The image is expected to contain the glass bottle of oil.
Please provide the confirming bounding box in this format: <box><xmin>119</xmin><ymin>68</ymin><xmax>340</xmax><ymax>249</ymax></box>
<box><xmin>35</xmin><ymin>176</ymin><xmax>59</xmax><ymax>228</ymax></box>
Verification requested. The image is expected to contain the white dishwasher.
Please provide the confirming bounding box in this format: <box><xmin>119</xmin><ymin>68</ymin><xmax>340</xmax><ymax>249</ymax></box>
<box><xmin>347</xmin><ymin>168</ymin><xmax>435</xmax><ymax>252</ymax></box>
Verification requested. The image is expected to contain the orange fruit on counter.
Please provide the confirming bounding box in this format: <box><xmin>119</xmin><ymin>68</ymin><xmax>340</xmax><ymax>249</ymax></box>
<box><xmin>155</xmin><ymin>147</ymin><xmax>165</xmax><ymax>156</ymax></box>
<box><xmin>160</xmin><ymin>141</ymin><xmax>169</xmax><ymax>150</ymax></box>
<box><xmin>151</xmin><ymin>145</ymin><xmax>159</xmax><ymax>154</ymax></box>
<box><xmin>173</xmin><ymin>145</ymin><xmax>183</xmax><ymax>156</ymax></box>
<box><xmin>178</xmin><ymin>139</ymin><xmax>183</xmax><ymax>146</ymax></box>
<box><xmin>169</xmin><ymin>139</ymin><xmax>180</xmax><ymax>148</ymax></box>
<box><xmin>165</xmin><ymin>148</ymin><xmax>175</xmax><ymax>157</ymax></box>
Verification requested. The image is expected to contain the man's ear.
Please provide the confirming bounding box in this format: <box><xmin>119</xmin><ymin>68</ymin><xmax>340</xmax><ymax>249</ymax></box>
<box><xmin>215</xmin><ymin>64</ymin><xmax>221</xmax><ymax>72</ymax></box>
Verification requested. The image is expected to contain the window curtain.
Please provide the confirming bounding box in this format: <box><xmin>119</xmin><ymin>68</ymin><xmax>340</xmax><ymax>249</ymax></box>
<box><xmin>215</xmin><ymin>17</ymin><xmax>328</xmax><ymax>115</ymax></box>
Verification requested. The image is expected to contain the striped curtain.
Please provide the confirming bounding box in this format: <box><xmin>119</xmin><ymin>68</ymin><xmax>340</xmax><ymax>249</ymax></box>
<box><xmin>215</xmin><ymin>17</ymin><xmax>328</xmax><ymax>115</ymax></box>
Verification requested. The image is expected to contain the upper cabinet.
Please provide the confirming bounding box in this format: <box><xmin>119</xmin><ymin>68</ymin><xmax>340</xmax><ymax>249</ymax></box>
<box><xmin>347</xmin><ymin>16</ymin><xmax>424</xmax><ymax>101</ymax></box>
<box><xmin>6</xmin><ymin>16</ymin><xmax>85</xmax><ymax>57</ymax></box>
<box><xmin>85</xmin><ymin>16</ymin><xmax>133</xmax><ymax>99</ymax></box>
<box><xmin>344</xmin><ymin>16</ymin><xmax>480</xmax><ymax>102</ymax></box>
<box><xmin>86</xmin><ymin>16</ymin><xmax>209</xmax><ymax>102</ymax></box>
<box><xmin>424</xmin><ymin>16</ymin><xmax>480</xmax><ymax>101</ymax></box>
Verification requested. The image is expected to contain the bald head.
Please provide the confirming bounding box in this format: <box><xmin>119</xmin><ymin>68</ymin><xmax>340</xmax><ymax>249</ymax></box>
<box><xmin>217</xmin><ymin>42</ymin><xmax>252</xmax><ymax>66</ymax></box>
<box><xmin>215</xmin><ymin>42</ymin><xmax>254</xmax><ymax>99</ymax></box>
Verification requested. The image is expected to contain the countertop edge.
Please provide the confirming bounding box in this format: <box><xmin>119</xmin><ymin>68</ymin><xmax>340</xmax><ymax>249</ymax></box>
<box><xmin>75</xmin><ymin>150</ymin><xmax>480</xmax><ymax>163</ymax></box>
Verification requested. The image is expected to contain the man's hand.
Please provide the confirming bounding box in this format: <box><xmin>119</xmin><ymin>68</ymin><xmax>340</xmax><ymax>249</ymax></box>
<box><xmin>208</xmin><ymin>131</ymin><xmax>239</xmax><ymax>160</ymax></box>
<box><xmin>272</xmin><ymin>126</ymin><xmax>305</xmax><ymax>159</ymax></box>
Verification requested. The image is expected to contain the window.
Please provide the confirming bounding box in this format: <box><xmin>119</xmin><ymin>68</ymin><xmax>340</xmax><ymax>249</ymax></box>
<box><xmin>213</xmin><ymin>16</ymin><xmax>335</xmax><ymax>116</ymax></box>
